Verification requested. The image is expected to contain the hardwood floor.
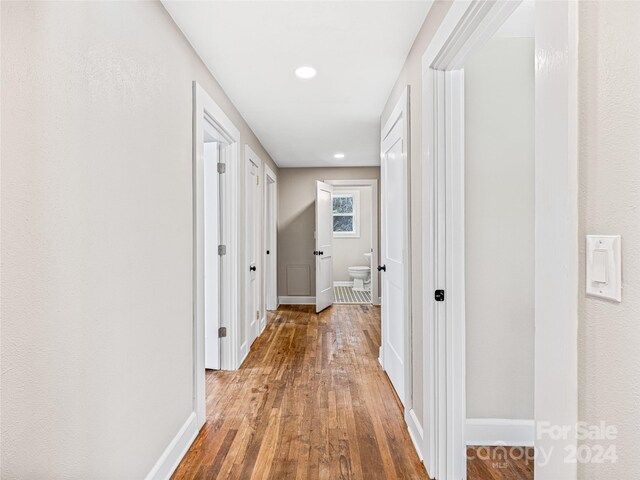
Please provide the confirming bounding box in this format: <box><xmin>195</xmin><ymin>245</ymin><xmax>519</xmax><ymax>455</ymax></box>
<box><xmin>467</xmin><ymin>447</ymin><xmax>534</xmax><ymax>480</ymax></box>
<box><xmin>172</xmin><ymin>304</ymin><xmax>428</xmax><ymax>480</ymax></box>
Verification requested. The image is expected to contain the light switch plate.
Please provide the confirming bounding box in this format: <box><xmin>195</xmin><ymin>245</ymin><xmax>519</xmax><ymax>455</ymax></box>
<box><xmin>586</xmin><ymin>235</ymin><xmax>621</xmax><ymax>302</ymax></box>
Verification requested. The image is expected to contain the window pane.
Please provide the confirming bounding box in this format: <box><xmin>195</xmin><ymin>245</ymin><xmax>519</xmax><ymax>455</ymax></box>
<box><xmin>333</xmin><ymin>196</ymin><xmax>353</xmax><ymax>214</ymax></box>
<box><xmin>333</xmin><ymin>215</ymin><xmax>353</xmax><ymax>232</ymax></box>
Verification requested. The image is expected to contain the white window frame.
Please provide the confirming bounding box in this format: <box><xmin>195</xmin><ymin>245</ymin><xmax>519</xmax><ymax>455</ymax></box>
<box><xmin>332</xmin><ymin>190</ymin><xmax>360</xmax><ymax>238</ymax></box>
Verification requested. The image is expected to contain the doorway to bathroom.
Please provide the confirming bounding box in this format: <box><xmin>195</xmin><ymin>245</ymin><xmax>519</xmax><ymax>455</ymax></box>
<box><xmin>325</xmin><ymin>179</ymin><xmax>379</xmax><ymax>305</ymax></box>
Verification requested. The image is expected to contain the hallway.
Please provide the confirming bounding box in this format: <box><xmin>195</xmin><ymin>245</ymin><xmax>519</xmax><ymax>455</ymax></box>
<box><xmin>172</xmin><ymin>305</ymin><xmax>427</xmax><ymax>479</ymax></box>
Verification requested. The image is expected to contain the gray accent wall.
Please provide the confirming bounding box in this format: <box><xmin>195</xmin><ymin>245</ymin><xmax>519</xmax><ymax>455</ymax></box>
<box><xmin>277</xmin><ymin>167</ymin><xmax>380</xmax><ymax>297</ymax></box>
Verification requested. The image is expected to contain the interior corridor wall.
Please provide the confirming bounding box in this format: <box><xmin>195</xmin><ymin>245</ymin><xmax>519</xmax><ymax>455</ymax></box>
<box><xmin>579</xmin><ymin>2</ymin><xmax>640</xmax><ymax>477</ymax></box>
<box><xmin>464</xmin><ymin>38</ymin><xmax>535</xmax><ymax>420</ymax></box>
<box><xmin>0</xmin><ymin>2</ymin><xmax>277</xmax><ymax>477</ymax></box>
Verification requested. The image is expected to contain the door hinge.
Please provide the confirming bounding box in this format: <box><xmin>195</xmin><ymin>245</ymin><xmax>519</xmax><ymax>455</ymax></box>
<box><xmin>256</xmin><ymin>310</ymin><xmax>260</xmax><ymax>320</ymax></box>
<box><xmin>218</xmin><ymin>244</ymin><xmax>227</xmax><ymax>256</ymax></box>
<box><xmin>435</xmin><ymin>290</ymin><xmax>445</xmax><ymax>302</ymax></box>
<box><xmin>218</xmin><ymin>326</ymin><xmax>227</xmax><ymax>338</ymax></box>
<box><xmin>256</xmin><ymin>175</ymin><xmax>260</xmax><ymax>186</ymax></box>
<box><xmin>217</xmin><ymin>162</ymin><xmax>226</xmax><ymax>174</ymax></box>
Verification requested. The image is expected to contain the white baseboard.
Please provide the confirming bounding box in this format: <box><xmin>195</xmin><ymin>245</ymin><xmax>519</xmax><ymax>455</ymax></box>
<box><xmin>278</xmin><ymin>296</ymin><xmax>315</xmax><ymax>305</ymax></box>
<box><xmin>406</xmin><ymin>409</ymin><xmax>424</xmax><ymax>461</ymax></box>
<box><xmin>145</xmin><ymin>412</ymin><xmax>199</xmax><ymax>480</ymax></box>
<box><xmin>466</xmin><ymin>418</ymin><xmax>534</xmax><ymax>447</ymax></box>
<box><xmin>333</xmin><ymin>281</ymin><xmax>353</xmax><ymax>287</ymax></box>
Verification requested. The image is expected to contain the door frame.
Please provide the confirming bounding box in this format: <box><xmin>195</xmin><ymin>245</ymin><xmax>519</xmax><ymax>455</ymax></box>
<box><xmin>324</xmin><ymin>179</ymin><xmax>379</xmax><ymax>305</ymax></box>
<box><xmin>203</xmin><ymin>140</ymin><xmax>221</xmax><ymax>371</ymax></box>
<box><xmin>243</xmin><ymin>145</ymin><xmax>263</xmax><ymax>362</ymax></box>
<box><xmin>264</xmin><ymin>164</ymin><xmax>278</xmax><ymax>316</ymax></box>
<box><xmin>421</xmin><ymin>2</ymin><xmax>579</xmax><ymax>479</ymax></box>
<box><xmin>193</xmin><ymin>82</ymin><xmax>241</xmax><ymax>428</ymax></box>
<box><xmin>380</xmin><ymin>87</ymin><xmax>413</xmax><ymax>424</ymax></box>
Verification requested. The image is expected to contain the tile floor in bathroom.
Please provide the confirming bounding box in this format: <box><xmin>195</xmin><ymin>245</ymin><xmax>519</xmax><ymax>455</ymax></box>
<box><xmin>334</xmin><ymin>285</ymin><xmax>372</xmax><ymax>304</ymax></box>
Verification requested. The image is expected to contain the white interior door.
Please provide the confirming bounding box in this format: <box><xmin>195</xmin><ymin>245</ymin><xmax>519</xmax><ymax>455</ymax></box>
<box><xmin>381</xmin><ymin>116</ymin><xmax>409</xmax><ymax>406</ymax></box>
<box><xmin>264</xmin><ymin>168</ymin><xmax>278</xmax><ymax>313</ymax></box>
<box><xmin>315</xmin><ymin>181</ymin><xmax>334</xmax><ymax>313</ymax></box>
<box><xmin>245</xmin><ymin>156</ymin><xmax>260</xmax><ymax>355</ymax></box>
<box><xmin>204</xmin><ymin>142</ymin><xmax>220</xmax><ymax>370</ymax></box>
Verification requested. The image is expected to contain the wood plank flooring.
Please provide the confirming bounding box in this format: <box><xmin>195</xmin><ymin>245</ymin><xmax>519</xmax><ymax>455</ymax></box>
<box><xmin>172</xmin><ymin>305</ymin><xmax>534</xmax><ymax>480</ymax></box>
<box><xmin>467</xmin><ymin>447</ymin><xmax>534</xmax><ymax>479</ymax></box>
<box><xmin>171</xmin><ymin>304</ymin><xmax>428</xmax><ymax>480</ymax></box>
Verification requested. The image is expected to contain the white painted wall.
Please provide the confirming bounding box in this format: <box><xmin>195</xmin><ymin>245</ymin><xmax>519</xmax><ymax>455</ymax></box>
<box><xmin>579</xmin><ymin>2</ymin><xmax>640</xmax><ymax>477</ymax></box>
<box><xmin>0</xmin><ymin>2</ymin><xmax>276</xmax><ymax>477</ymax></box>
<box><xmin>464</xmin><ymin>38</ymin><xmax>535</xmax><ymax>420</ymax></box>
<box><xmin>332</xmin><ymin>186</ymin><xmax>372</xmax><ymax>283</ymax></box>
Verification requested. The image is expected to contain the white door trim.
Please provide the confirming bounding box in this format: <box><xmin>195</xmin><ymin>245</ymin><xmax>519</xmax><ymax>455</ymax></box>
<box><xmin>465</xmin><ymin>418</ymin><xmax>535</xmax><ymax>448</ymax></box>
<box><xmin>264</xmin><ymin>164</ymin><xmax>278</xmax><ymax>315</ymax></box>
<box><xmin>380</xmin><ymin>86</ymin><xmax>413</xmax><ymax>427</ymax></box>
<box><xmin>533</xmin><ymin>4</ymin><xmax>579</xmax><ymax>479</ymax></box>
<box><xmin>193</xmin><ymin>81</ymin><xmax>241</xmax><ymax>429</ymax></box>
<box><xmin>324</xmin><ymin>179</ymin><xmax>379</xmax><ymax>305</ymax></box>
<box><xmin>421</xmin><ymin>2</ymin><xmax>578</xmax><ymax>479</ymax></box>
<box><xmin>279</xmin><ymin>296</ymin><xmax>316</xmax><ymax>305</ymax></box>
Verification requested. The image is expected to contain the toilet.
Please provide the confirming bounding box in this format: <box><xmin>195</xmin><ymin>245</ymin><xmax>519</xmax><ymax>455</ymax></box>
<box><xmin>348</xmin><ymin>253</ymin><xmax>372</xmax><ymax>292</ymax></box>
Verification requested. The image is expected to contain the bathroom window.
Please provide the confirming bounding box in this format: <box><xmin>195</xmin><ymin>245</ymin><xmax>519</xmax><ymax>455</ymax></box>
<box><xmin>332</xmin><ymin>190</ymin><xmax>360</xmax><ymax>238</ymax></box>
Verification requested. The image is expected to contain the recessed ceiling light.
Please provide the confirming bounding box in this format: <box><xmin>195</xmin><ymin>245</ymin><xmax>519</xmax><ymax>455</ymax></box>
<box><xmin>295</xmin><ymin>66</ymin><xmax>317</xmax><ymax>79</ymax></box>
<box><xmin>334</xmin><ymin>153</ymin><xmax>345</xmax><ymax>159</ymax></box>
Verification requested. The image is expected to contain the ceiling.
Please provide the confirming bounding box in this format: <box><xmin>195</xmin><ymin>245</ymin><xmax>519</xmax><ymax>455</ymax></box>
<box><xmin>162</xmin><ymin>1</ymin><xmax>432</xmax><ymax>168</ymax></box>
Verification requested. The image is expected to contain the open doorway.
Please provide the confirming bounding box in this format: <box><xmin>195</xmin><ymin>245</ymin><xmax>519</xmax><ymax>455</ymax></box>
<box><xmin>193</xmin><ymin>82</ymin><xmax>241</xmax><ymax>429</ymax></box>
<box><xmin>463</xmin><ymin>2</ymin><xmax>535</xmax><ymax>478</ymax></box>
<box><xmin>202</xmin><ymin>128</ymin><xmax>226</xmax><ymax>371</ymax></box>
<box><xmin>422</xmin><ymin>2</ymin><xmax>578</xmax><ymax>478</ymax></box>
<box><xmin>325</xmin><ymin>180</ymin><xmax>379</xmax><ymax>305</ymax></box>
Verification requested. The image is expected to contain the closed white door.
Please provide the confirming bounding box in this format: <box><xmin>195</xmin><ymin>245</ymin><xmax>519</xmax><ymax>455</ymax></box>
<box><xmin>381</xmin><ymin>118</ymin><xmax>409</xmax><ymax>406</ymax></box>
<box><xmin>315</xmin><ymin>181</ymin><xmax>334</xmax><ymax>313</ymax></box>
<box><xmin>245</xmin><ymin>157</ymin><xmax>260</xmax><ymax>355</ymax></box>
<box><xmin>264</xmin><ymin>170</ymin><xmax>278</xmax><ymax>313</ymax></box>
<box><xmin>204</xmin><ymin>142</ymin><xmax>220</xmax><ymax>370</ymax></box>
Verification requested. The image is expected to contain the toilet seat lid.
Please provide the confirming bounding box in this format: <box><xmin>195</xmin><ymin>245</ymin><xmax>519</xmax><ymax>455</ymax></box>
<box><xmin>349</xmin><ymin>266</ymin><xmax>371</xmax><ymax>271</ymax></box>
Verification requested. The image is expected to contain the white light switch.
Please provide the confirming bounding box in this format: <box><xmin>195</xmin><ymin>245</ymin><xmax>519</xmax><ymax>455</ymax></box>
<box><xmin>586</xmin><ymin>235</ymin><xmax>621</xmax><ymax>302</ymax></box>
<box><xmin>591</xmin><ymin>249</ymin><xmax>608</xmax><ymax>283</ymax></box>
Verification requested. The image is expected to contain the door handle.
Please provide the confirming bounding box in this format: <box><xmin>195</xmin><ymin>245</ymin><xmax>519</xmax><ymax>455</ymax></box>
<box><xmin>313</xmin><ymin>251</ymin><xmax>318</xmax><ymax>255</ymax></box>
<box><xmin>319</xmin><ymin>251</ymin><xmax>324</xmax><ymax>256</ymax></box>
<box><xmin>250</xmin><ymin>265</ymin><xmax>257</xmax><ymax>272</ymax></box>
<box><xmin>377</xmin><ymin>265</ymin><xmax>386</xmax><ymax>272</ymax></box>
